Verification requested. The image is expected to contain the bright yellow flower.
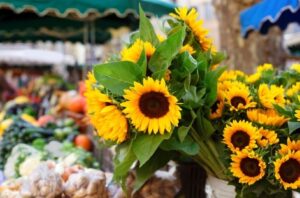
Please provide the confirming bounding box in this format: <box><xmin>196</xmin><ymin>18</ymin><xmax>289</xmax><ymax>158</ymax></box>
<box><xmin>122</xmin><ymin>78</ymin><xmax>181</xmax><ymax>134</ymax></box>
<box><xmin>85</xmin><ymin>72</ymin><xmax>97</xmax><ymax>91</ymax></box>
<box><xmin>121</xmin><ymin>39</ymin><xmax>155</xmax><ymax>63</ymax></box>
<box><xmin>170</xmin><ymin>7</ymin><xmax>216</xmax><ymax>53</ymax></box>
<box><xmin>278</xmin><ymin>139</ymin><xmax>300</xmax><ymax>156</ymax></box>
<box><xmin>223</xmin><ymin>120</ymin><xmax>259</xmax><ymax>152</ymax></box>
<box><xmin>84</xmin><ymin>88</ymin><xmax>128</xmax><ymax>143</ymax></box>
<box><xmin>258</xmin><ymin>84</ymin><xmax>286</xmax><ymax>109</ymax></box>
<box><xmin>224</xmin><ymin>86</ymin><xmax>256</xmax><ymax>111</ymax></box>
<box><xmin>286</xmin><ymin>82</ymin><xmax>300</xmax><ymax>97</ymax></box>
<box><xmin>218</xmin><ymin>70</ymin><xmax>245</xmax><ymax>82</ymax></box>
<box><xmin>246</xmin><ymin>72</ymin><xmax>261</xmax><ymax>84</ymax></box>
<box><xmin>291</xmin><ymin>63</ymin><xmax>300</xmax><ymax>73</ymax></box>
<box><xmin>257</xmin><ymin>128</ymin><xmax>279</xmax><ymax>147</ymax></box>
<box><xmin>180</xmin><ymin>44</ymin><xmax>196</xmax><ymax>54</ymax></box>
<box><xmin>0</xmin><ymin>119</ymin><xmax>13</xmax><ymax>138</ymax></box>
<box><xmin>274</xmin><ymin>151</ymin><xmax>300</xmax><ymax>189</ymax></box>
<box><xmin>256</xmin><ymin>63</ymin><xmax>273</xmax><ymax>73</ymax></box>
<box><xmin>296</xmin><ymin>110</ymin><xmax>300</xmax><ymax>121</ymax></box>
<box><xmin>231</xmin><ymin>151</ymin><xmax>266</xmax><ymax>185</ymax></box>
<box><xmin>21</xmin><ymin>114</ymin><xmax>38</xmax><ymax>126</ymax></box>
<box><xmin>247</xmin><ymin>109</ymin><xmax>288</xmax><ymax>127</ymax></box>
<box><xmin>219</xmin><ymin>80</ymin><xmax>248</xmax><ymax>93</ymax></box>
<box><xmin>209</xmin><ymin>91</ymin><xmax>224</xmax><ymax>120</ymax></box>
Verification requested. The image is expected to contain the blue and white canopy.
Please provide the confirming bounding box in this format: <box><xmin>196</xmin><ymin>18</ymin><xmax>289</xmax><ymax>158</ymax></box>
<box><xmin>240</xmin><ymin>0</ymin><xmax>300</xmax><ymax>38</ymax></box>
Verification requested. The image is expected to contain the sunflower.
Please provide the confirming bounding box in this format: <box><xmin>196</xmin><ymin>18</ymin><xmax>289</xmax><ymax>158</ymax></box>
<box><xmin>286</xmin><ymin>82</ymin><xmax>300</xmax><ymax>97</ymax></box>
<box><xmin>274</xmin><ymin>151</ymin><xmax>300</xmax><ymax>189</ymax></box>
<box><xmin>209</xmin><ymin>91</ymin><xmax>224</xmax><ymax>119</ymax></box>
<box><xmin>278</xmin><ymin>139</ymin><xmax>300</xmax><ymax>156</ymax></box>
<box><xmin>246</xmin><ymin>72</ymin><xmax>261</xmax><ymax>84</ymax></box>
<box><xmin>257</xmin><ymin>128</ymin><xmax>279</xmax><ymax>147</ymax></box>
<box><xmin>218</xmin><ymin>70</ymin><xmax>245</xmax><ymax>82</ymax></box>
<box><xmin>121</xmin><ymin>39</ymin><xmax>155</xmax><ymax>63</ymax></box>
<box><xmin>247</xmin><ymin>109</ymin><xmax>288</xmax><ymax>127</ymax></box>
<box><xmin>121</xmin><ymin>78</ymin><xmax>181</xmax><ymax>134</ymax></box>
<box><xmin>291</xmin><ymin>63</ymin><xmax>300</xmax><ymax>73</ymax></box>
<box><xmin>170</xmin><ymin>7</ymin><xmax>216</xmax><ymax>53</ymax></box>
<box><xmin>224</xmin><ymin>86</ymin><xmax>256</xmax><ymax>111</ymax></box>
<box><xmin>84</xmin><ymin>75</ymin><xmax>128</xmax><ymax>143</ymax></box>
<box><xmin>231</xmin><ymin>151</ymin><xmax>266</xmax><ymax>185</ymax></box>
<box><xmin>296</xmin><ymin>110</ymin><xmax>300</xmax><ymax>121</ymax></box>
<box><xmin>85</xmin><ymin>72</ymin><xmax>97</xmax><ymax>91</ymax></box>
<box><xmin>256</xmin><ymin>63</ymin><xmax>273</xmax><ymax>73</ymax></box>
<box><xmin>180</xmin><ymin>44</ymin><xmax>196</xmax><ymax>54</ymax></box>
<box><xmin>223</xmin><ymin>120</ymin><xmax>259</xmax><ymax>152</ymax></box>
<box><xmin>219</xmin><ymin>80</ymin><xmax>248</xmax><ymax>93</ymax></box>
<box><xmin>258</xmin><ymin>84</ymin><xmax>286</xmax><ymax>109</ymax></box>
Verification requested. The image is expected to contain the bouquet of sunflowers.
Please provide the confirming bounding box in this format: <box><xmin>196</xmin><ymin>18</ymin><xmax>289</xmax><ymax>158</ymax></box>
<box><xmin>208</xmin><ymin>63</ymin><xmax>300</xmax><ymax>197</ymax></box>
<box><xmin>84</xmin><ymin>6</ymin><xmax>227</xmax><ymax>191</ymax></box>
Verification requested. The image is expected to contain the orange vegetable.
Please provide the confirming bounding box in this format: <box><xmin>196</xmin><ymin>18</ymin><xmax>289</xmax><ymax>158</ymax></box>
<box><xmin>74</xmin><ymin>134</ymin><xmax>92</xmax><ymax>151</ymax></box>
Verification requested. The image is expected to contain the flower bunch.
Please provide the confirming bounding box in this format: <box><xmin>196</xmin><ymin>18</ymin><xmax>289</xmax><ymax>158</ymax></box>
<box><xmin>84</xmin><ymin>6</ymin><xmax>226</xmax><ymax>190</ymax></box>
<box><xmin>210</xmin><ymin>63</ymin><xmax>300</xmax><ymax>196</ymax></box>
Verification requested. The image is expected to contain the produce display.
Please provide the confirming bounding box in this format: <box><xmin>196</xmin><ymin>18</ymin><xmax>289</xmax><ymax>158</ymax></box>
<box><xmin>1</xmin><ymin>5</ymin><xmax>300</xmax><ymax>198</ymax></box>
<box><xmin>0</xmin><ymin>162</ymin><xmax>108</xmax><ymax>198</ymax></box>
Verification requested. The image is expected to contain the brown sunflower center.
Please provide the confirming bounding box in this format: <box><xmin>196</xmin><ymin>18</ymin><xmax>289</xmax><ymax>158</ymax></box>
<box><xmin>139</xmin><ymin>91</ymin><xmax>169</xmax><ymax>118</ymax></box>
<box><xmin>231</xmin><ymin>131</ymin><xmax>250</xmax><ymax>150</ymax></box>
<box><xmin>279</xmin><ymin>158</ymin><xmax>300</xmax><ymax>183</ymax></box>
<box><xmin>240</xmin><ymin>157</ymin><xmax>261</xmax><ymax>177</ymax></box>
<box><xmin>211</xmin><ymin>100</ymin><xmax>220</xmax><ymax>113</ymax></box>
<box><xmin>231</xmin><ymin>96</ymin><xmax>246</xmax><ymax>108</ymax></box>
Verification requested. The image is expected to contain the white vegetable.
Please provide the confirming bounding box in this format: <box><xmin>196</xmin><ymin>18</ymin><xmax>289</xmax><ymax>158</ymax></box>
<box><xmin>20</xmin><ymin>162</ymin><xmax>63</xmax><ymax>198</ymax></box>
<box><xmin>64</xmin><ymin>169</ymin><xmax>108</xmax><ymax>198</ymax></box>
<box><xmin>4</xmin><ymin>144</ymin><xmax>39</xmax><ymax>179</ymax></box>
<box><xmin>19</xmin><ymin>154</ymin><xmax>42</xmax><ymax>177</ymax></box>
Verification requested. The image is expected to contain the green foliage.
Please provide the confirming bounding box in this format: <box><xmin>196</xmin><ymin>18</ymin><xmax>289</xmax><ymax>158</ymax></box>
<box><xmin>160</xmin><ymin>135</ymin><xmax>199</xmax><ymax>155</ymax></box>
<box><xmin>94</xmin><ymin>61</ymin><xmax>143</xmax><ymax>95</ymax></box>
<box><xmin>288</xmin><ymin>121</ymin><xmax>300</xmax><ymax>134</ymax></box>
<box><xmin>139</xmin><ymin>5</ymin><xmax>159</xmax><ymax>46</ymax></box>
<box><xmin>149</xmin><ymin>26</ymin><xmax>186</xmax><ymax>79</ymax></box>
<box><xmin>113</xmin><ymin>140</ymin><xmax>137</xmax><ymax>189</ymax></box>
<box><xmin>134</xmin><ymin>149</ymin><xmax>174</xmax><ymax>191</ymax></box>
<box><xmin>132</xmin><ymin>132</ymin><xmax>171</xmax><ymax>167</ymax></box>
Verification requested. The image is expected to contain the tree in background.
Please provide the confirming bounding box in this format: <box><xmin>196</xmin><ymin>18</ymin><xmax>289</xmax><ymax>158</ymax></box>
<box><xmin>212</xmin><ymin>0</ymin><xmax>286</xmax><ymax>73</ymax></box>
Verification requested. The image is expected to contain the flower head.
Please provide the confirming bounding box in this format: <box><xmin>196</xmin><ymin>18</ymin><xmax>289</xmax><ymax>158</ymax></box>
<box><xmin>223</xmin><ymin>120</ymin><xmax>259</xmax><ymax>152</ymax></box>
<box><xmin>274</xmin><ymin>151</ymin><xmax>300</xmax><ymax>189</ymax></box>
<box><xmin>258</xmin><ymin>84</ymin><xmax>286</xmax><ymax>109</ymax></box>
<box><xmin>121</xmin><ymin>39</ymin><xmax>155</xmax><ymax>63</ymax></box>
<box><xmin>257</xmin><ymin>128</ymin><xmax>279</xmax><ymax>147</ymax></box>
<box><xmin>170</xmin><ymin>7</ymin><xmax>216</xmax><ymax>53</ymax></box>
<box><xmin>121</xmin><ymin>78</ymin><xmax>181</xmax><ymax>134</ymax></box>
<box><xmin>231</xmin><ymin>151</ymin><xmax>266</xmax><ymax>185</ymax></box>
<box><xmin>247</xmin><ymin>109</ymin><xmax>288</xmax><ymax>127</ymax></box>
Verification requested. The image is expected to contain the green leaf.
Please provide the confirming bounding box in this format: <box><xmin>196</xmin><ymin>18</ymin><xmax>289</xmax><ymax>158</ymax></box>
<box><xmin>288</xmin><ymin>122</ymin><xmax>300</xmax><ymax>134</ymax></box>
<box><xmin>175</xmin><ymin>51</ymin><xmax>197</xmax><ymax>77</ymax></box>
<box><xmin>133</xmin><ymin>132</ymin><xmax>171</xmax><ymax>167</ymax></box>
<box><xmin>204</xmin><ymin>65</ymin><xmax>227</xmax><ymax>106</ymax></box>
<box><xmin>211</xmin><ymin>51</ymin><xmax>226</xmax><ymax>65</ymax></box>
<box><xmin>137</xmin><ymin>49</ymin><xmax>147</xmax><ymax>77</ymax></box>
<box><xmin>139</xmin><ymin>5</ymin><xmax>159</xmax><ymax>46</ymax></box>
<box><xmin>195</xmin><ymin>110</ymin><xmax>215</xmax><ymax>139</ymax></box>
<box><xmin>178</xmin><ymin>126</ymin><xmax>190</xmax><ymax>142</ymax></box>
<box><xmin>94</xmin><ymin>61</ymin><xmax>142</xmax><ymax>95</ymax></box>
<box><xmin>149</xmin><ymin>26</ymin><xmax>186</xmax><ymax>79</ymax></box>
<box><xmin>274</xmin><ymin>104</ymin><xmax>294</xmax><ymax>118</ymax></box>
<box><xmin>182</xmin><ymin>86</ymin><xmax>206</xmax><ymax>108</ymax></box>
<box><xmin>113</xmin><ymin>141</ymin><xmax>136</xmax><ymax>188</ymax></box>
<box><xmin>134</xmin><ymin>150</ymin><xmax>173</xmax><ymax>191</ymax></box>
<box><xmin>160</xmin><ymin>136</ymin><xmax>199</xmax><ymax>155</ymax></box>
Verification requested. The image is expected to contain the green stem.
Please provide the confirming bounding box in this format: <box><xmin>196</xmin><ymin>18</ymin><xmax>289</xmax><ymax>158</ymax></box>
<box><xmin>190</xmin><ymin>127</ymin><xmax>223</xmax><ymax>178</ymax></box>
